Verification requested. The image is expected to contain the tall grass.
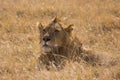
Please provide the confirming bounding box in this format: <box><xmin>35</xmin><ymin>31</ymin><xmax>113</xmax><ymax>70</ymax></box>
<box><xmin>0</xmin><ymin>0</ymin><xmax>120</xmax><ymax>80</ymax></box>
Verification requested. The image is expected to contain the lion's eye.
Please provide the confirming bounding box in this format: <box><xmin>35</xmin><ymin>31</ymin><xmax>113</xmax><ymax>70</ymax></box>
<box><xmin>42</xmin><ymin>29</ymin><xmax>46</xmax><ymax>34</ymax></box>
<box><xmin>43</xmin><ymin>29</ymin><xmax>46</xmax><ymax>32</ymax></box>
<box><xmin>55</xmin><ymin>29</ymin><xmax>59</xmax><ymax>32</ymax></box>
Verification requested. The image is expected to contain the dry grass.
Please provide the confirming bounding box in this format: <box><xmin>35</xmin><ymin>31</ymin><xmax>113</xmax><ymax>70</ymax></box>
<box><xmin>0</xmin><ymin>0</ymin><xmax>120</xmax><ymax>80</ymax></box>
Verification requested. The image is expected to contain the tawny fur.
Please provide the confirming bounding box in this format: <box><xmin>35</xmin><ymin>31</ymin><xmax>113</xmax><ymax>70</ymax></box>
<box><xmin>37</xmin><ymin>18</ymin><xmax>100</xmax><ymax>70</ymax></box>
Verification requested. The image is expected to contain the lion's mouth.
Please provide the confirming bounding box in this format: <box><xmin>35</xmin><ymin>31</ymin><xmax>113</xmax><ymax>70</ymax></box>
<box><xmin>42</xmin><ymin>44</ymin><xmax>51</xmax><ymax>53</ymax></box>
<box><xmin>43</xmin><ymin>44</ymin><xmax>49</xmax><ymax>47</ymax></box>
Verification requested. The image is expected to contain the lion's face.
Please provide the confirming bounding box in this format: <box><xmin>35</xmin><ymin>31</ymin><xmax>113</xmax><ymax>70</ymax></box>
<box><xmin>38</xmin><ymin>18</ymin><xmax>73</xmax><ymax>53</ymax></box>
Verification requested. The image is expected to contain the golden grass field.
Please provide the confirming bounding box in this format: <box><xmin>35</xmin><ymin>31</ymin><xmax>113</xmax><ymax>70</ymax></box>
<box><xmin>0</xmin><ymin>0</ymin><xmax>120</xmax><ymax>80</ymax></box>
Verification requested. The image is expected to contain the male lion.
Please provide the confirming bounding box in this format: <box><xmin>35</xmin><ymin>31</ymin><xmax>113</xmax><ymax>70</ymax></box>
<box><xmin>37</xmin><ymin>18</ymin><xmax>99</xmax><ymax>70</ymax></box>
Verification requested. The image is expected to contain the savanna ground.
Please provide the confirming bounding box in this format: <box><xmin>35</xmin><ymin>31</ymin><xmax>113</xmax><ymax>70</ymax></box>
<box><xmin>0</xmin><ymin>0</ymin><xmax>120</xmax><ymax>80</ymax></box>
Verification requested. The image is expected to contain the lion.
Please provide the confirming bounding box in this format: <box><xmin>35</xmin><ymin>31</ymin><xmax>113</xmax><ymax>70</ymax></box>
<box><xmin>37</xmin><ymin>17</ymin><xmax>99</xmax><ymax>70</ymax></box>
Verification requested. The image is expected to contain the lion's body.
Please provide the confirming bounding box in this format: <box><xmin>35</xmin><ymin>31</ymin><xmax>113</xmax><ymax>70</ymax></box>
<box><xmin>37</xmin><ymin>37</ymin><xmax>83</xmax><ymax>70</ymax></box>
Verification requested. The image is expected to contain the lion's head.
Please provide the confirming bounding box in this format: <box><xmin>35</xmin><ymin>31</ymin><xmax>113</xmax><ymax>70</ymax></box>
<box><xmin>38</xmin><ymin>18</ymin><xmax>74</xmax><ymax>53</ymax></box>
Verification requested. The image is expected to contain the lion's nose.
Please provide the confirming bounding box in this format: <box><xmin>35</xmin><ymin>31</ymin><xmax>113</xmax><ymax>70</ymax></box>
<box><xmin>43</xmin><ymin>36</ymin><xmax>51</xmax><ymax>42</ymax></box>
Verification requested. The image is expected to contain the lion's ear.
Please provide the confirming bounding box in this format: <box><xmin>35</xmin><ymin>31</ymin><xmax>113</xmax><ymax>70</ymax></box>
<box><xmin>53</xmin><ymin>17</ymin><xmax>60</xmax><ymax>23</ymax></box>
<box><xmin>37</xmin><ymin>22</ymin><xmax>44</xmax><ymax>32</ymax></box>
<box><xmin>65</xmin><ymin>24</ymin><xmax>74</xmax><ymax>33</ymax></box>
